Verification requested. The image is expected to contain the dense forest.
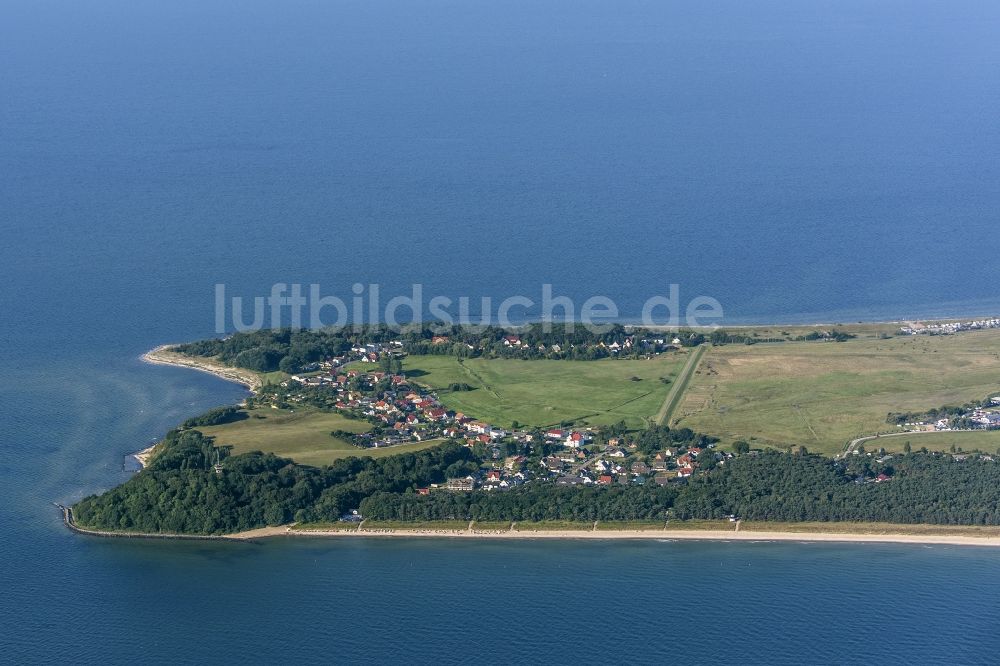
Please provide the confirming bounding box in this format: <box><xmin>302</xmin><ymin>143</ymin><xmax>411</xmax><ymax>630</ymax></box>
<box><xmin>360</xmin><ymin>452</ymin><xmax>1000</xmax><ymax>525</ymax></box>
<box><xmin>73</xmin><ymin>430</ymin><xmax>477</xmax><ymax>534</ymax></box>
<box><xmin>74</xmin><ymin>429</ymin><xmax>1000</xmax><ymax>534</ymax></box>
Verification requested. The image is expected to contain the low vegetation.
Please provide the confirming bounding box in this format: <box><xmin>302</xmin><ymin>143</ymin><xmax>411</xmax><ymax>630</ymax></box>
<box><xmin>403</xmin><ymin>354</ymin><xmax>685</xmax><ymax>430</ymax></box>
<box><xmin>193</xmin><ymin>407</ymin><xmax>440</xmax><ymax>467</ymax></box>
<box><xmin>676</xmin><ymin>330</ymin><xmax>1000</xmax><ymax>454</ymax></box>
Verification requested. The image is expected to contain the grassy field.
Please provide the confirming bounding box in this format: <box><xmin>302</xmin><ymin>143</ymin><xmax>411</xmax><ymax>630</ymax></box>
<box><xmin>867</xmin><ymin>430</ymin><xmax>1000</xmax><ymax>454</ymax></box>
<box><xmin>403</xmin><ymin>353</ymin><xmax>688</xmax><ymax>430</ymax></box>
<box><xmin>675</xmin><ymin>330</ymin><xmax>1000</xmax><ymax>455</ymax></box>
<box><xmin>655</xmin><ymin>345</ymin><xmax>706</xmax><ymax>425</ymax></box>
<box><xmin>195</xmin><ymin>407</ymin><xmax>442</xmax><ymax>466</ymax></box>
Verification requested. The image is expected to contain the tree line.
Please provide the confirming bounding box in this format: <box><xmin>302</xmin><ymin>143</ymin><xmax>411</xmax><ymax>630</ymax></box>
<box><xmin>361</xmin><ymin>451</ymin><xmax>1000</xmax><ymax>525</ymax></box>
<box><xmin>173</xmin><ymin>324</ymin><xmax>701</xmax><ymax>373</ymax></box>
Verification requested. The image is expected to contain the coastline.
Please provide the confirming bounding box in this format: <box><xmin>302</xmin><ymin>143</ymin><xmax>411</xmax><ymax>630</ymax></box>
<box><xmin>129</xmin><ymin>344</ymin><xmax>262</xmax><ymax>468</ymax></box>
<box><xmin>228</xmin><ymin>525</ymin><xmax>1000</xmax><ymax>547</ymax></box>
<box><xmin>133</xmin><ymin>443</ymin><xmax>158</xmax><ymax>468</ymax></box>
<box><xmin>58</xmin><ymin>504</ymin><xmax>1000</xmax><ymax>547</ymax></box>
<box><xmin>141</xmin><ymin>344</ymin><xmax>262</xmax><ymax>392</ymax></box>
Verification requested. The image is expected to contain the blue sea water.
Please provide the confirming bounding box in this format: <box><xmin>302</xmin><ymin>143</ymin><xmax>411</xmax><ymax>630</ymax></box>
<box><xmin>3</xmin><ymin>0</ymin><xmax>1000</xmax><ymax>663</ymax></box>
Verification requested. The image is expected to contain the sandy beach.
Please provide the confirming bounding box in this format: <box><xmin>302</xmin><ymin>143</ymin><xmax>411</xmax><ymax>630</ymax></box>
<box><xmin>133</xmin><ymin>443</ymin><xmax>159</xmax><ymax>468</ymax></box>
<box><xmin>141</xmin><ymin>344</ymin><xmax>262</xmax><ymax>391</ymax></box>
<box><xmin>225</xmin><ymin>524</ymin><xmax>1000</xmax><ymax>547</ymax></box>
<box><xmin>130</xmin><ymin>344</ymin><xmax>262</xmax><ymax>468</ymax></box>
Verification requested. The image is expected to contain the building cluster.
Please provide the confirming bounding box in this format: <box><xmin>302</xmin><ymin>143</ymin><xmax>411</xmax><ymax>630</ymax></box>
<box><xmin>899</xmin><ymin>318</ymin><xmax>1000</xmax><ymax>336</ymax></box>
<box><xmin>272</xmin><ymin>343</ymin><xmax>717</xmax><ymax>494</ymax></box>
<box><xmin>428</xmin><ymin>332</ymin><xmax>678</xmax><ymax>357</ymax></box>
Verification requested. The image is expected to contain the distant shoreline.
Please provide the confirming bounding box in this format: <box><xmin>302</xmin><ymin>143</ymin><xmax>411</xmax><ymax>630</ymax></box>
<box><xmin>134</xmin><ymin>312</ymin><xmax>997</xmax><ymax>392</ymax></box>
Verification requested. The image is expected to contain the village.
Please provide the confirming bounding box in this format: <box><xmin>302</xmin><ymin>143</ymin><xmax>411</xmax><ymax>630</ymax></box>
<box><xmin>899</xmin><ymin>317</ymin><xmax>1000</xmax><ymax>336</ymax></box>
<box><xmin>893</xmin><ymin>395</ymin><xmax>1000</xmax><ymax>432</ymax></box>
<box><xmin>248</xmin><ymin>339</ymin><xmax>719</xmax><ymax>496</ymax></box>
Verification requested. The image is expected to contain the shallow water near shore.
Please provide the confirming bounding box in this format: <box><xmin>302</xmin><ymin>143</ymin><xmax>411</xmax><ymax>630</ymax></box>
<box><xmin>10</xmin><ymin>528</ymin><xmax>1000</xmax><ymax>663</ymax></box>
<box><xmin>4</xmin><ymin>0</ymin><xmax>1000</xmax><ymax>663</ymax></box>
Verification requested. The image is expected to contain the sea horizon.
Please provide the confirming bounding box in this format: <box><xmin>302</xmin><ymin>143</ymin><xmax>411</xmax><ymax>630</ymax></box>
<box><xmin>5</xmin><ymin>0</ymin><xmax>1000</xmax><ymax>663</ymax></box>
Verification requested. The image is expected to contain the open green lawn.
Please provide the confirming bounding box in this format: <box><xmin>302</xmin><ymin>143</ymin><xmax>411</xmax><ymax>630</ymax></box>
<box><xmin>195</xmin><ymin>407</ymin><xmax>442</xmax><ymax>466</ymax></box>
<box><xmin>403</xmin><ymin>353</ymin><xmax>688</xmax><ymax>430</ymax></box>
<box><xmin>675</xmin><ymin>330</ymin><xmax>1000</xmax><ymax>455</ymax></box>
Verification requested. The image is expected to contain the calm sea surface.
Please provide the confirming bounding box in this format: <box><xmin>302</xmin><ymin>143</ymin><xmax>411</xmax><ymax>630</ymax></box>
<box><xmin>3</xmin><ymin>1</ymin><xmax>1000</xmax><ymax>663</ymax></box>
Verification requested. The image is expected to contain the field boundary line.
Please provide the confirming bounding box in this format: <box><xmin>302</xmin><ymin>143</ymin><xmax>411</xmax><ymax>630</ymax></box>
<box><xmin>655</xmin><ymin>346</ymin><xmax>706</xmax><ymax>426</ymax></box>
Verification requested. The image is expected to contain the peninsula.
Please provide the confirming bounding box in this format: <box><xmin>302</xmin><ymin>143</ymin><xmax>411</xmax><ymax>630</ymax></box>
<box><xmin>70</xmin><ymin>320</ymin><xmax>1000</xmax><ymax>544</ymax></box>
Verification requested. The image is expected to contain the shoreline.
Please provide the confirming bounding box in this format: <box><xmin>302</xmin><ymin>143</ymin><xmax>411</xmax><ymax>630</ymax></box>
<box><xmin>141</xmin><ymin>344</ymin><xmax>262</xmax><ymax>392</ymax></box>
<box><xmin>57</xmin><ymin>504</ymin><xmax>1000</xmax><ymax>547</ymax></box>
<box><xmin>131</xmin><ymin>344</ymin><xmax>262</xmax><ymax>468</ymax></box>
<box><xmin>60</xmin><ymin>502</ymin><xmax>1000</xmax><ymax>549</ymax></box>
<box><xmin>228</xmin><ymin>525</ymin><xmax>1000</xmax><ymax>547</ymax></box>
<box><xmin>133</xmin><ymin>443</ymin><xmax>158</xmax><ymax>468</ymax></box>
<box><xmin>134</xmin><ymin>344</ymin><xmax>261</xmax><ymax>468</ymax></box>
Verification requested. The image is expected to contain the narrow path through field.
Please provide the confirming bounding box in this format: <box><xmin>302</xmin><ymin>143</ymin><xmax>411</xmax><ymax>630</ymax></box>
<box><xmin>457</xmin><ymin>359</ymin><xmax>502</xmax><ymax>400</ymax></box>
<box><xmin>655</xmin><ymin>345</ymin><xmax>706</xmax><ymax>426</ymax></box>
<box><xmin>791</xmin><ymin>404</ymin><xmax>821</xmax><ymax>443</ymax></box>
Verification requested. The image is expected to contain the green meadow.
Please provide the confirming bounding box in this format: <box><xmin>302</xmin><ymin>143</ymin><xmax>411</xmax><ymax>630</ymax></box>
<box><xmin>190</xmin><ymin>329</ymin><xmax>1000</xmax><ymax>463</ymax></box>
<box><xmin>403</xmin><ymin>353</ymin><xmax>688</xmax><ymax>430</ymax></box>
<box><xmin>675</xmin><ymin>330</ymin><xmax>1000</xmax><ymax>455</ymax></box>
<box><xmin>194</xmin><ymin>407</ymin><xmax>441</xmax><ymax>466</ymax></box>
